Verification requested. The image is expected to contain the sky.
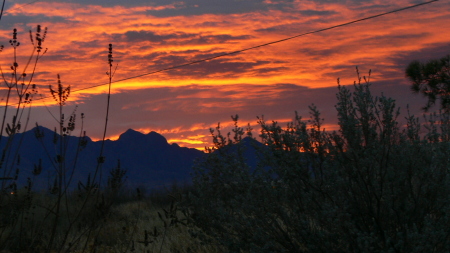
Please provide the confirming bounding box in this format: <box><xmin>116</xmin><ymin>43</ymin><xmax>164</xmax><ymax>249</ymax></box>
<box><xmin>0</xmin><ymin>0</ymin><xmax>448</xmax><ymax>150</ymax></box>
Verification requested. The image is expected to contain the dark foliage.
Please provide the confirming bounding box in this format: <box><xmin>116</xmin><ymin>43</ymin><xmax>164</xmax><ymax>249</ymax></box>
<box><xmin>185</xmin><ymin>72</ymin><xmax>450</xmax><ymax>252</ymax></box>
<box><xmin>406</xmin><ymin>54</ymin><xmax>450</xmax><ymax>112</ymax></box>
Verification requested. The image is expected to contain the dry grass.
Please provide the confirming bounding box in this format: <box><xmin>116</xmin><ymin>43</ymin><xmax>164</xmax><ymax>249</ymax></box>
<box><xmin>0</xmin><ymin>187</ymin><xmax>223</xmax><ymax>253</ymax></box>
<box><xmin>72</xmin><ymin>197</ymin><xmax>223</xmax><ymax>253</ymax></box>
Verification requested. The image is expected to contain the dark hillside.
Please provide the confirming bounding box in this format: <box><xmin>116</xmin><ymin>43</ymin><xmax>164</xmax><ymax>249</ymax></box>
<box><xmin>0</xmin><ymin>126</ymin><xmax>205</xmax><ymax>190</ymax></box>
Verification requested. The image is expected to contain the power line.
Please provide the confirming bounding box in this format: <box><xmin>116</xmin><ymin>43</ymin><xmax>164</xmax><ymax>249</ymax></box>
<box><xmin>4</xmin><ymin>0</ymin><xmax>40</xmax><ymax>14</ymax></box>
<box><xmin>69</xmin><ymin>0</ymin><xmax>440</xmax><ymax>94</ymax></box>
<box><xmin>0</xmin><ymin>0</ymin><xmax>6</xmax><ymax>22</ymax></box>
<box><xmin>2</xmin><ymin>0</ymin><xmax>441</xmax><ymax>103</ymax></box>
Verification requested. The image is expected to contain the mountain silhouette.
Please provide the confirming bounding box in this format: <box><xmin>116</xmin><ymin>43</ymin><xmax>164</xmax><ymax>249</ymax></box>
<box><xmin>0</xmin><ymin>126</ymin><xmax>204</xmax><ymax>191</ymax></box>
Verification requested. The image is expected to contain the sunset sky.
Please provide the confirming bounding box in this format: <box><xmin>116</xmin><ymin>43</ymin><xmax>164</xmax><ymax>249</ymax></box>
<box><xmin>0</xmin><ymin>0</ymin><xmax>448</xmax><ymax>149</ymax></box>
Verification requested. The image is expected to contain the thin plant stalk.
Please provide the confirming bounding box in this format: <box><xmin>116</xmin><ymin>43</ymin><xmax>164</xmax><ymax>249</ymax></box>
<box><xmin>59</xmin><ymin>44</ymin><xmax>117</xmax><ymax>252</ymax></box>
<box><xmin>95</xmin><ymin>43</ymin><xmax>116</xmax><ymax>185</ymax></box>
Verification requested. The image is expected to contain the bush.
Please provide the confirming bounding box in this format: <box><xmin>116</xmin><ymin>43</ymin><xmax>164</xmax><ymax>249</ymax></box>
<box><xmin>186</xmin><ymin>70</ymin><xmax>450</xmax><ymax>252</ymax></box>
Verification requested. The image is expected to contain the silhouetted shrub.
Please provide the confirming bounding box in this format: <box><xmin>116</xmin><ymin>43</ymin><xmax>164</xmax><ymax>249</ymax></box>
<box><xmin>186</xmin><ymin>70</ymin><xmax>450</xmax><ymax>252</ymax></box>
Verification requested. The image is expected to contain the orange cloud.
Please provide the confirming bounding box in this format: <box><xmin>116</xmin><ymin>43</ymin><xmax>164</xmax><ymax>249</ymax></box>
<box><xmin>3</xmin><ymin>0</ymin><xmax>445</xmax><ymax>93</ymax></box>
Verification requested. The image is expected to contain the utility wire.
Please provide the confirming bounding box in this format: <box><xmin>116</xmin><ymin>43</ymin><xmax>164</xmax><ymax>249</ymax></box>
<box><xmin>4</xmin><ymin>0</ymin><xmax>40</xmax><ymax>14</ymax></box>
<box><xmin>0</xmin><ymin>0</ymin><xmax>6</xmax><ymax>22</ymax></box>
<box><xmin>69</xmin><ymin>0</ymin><xmax>440</xmax><ymax>94</ymax></box>
<box><xmin>2</xmin><ymin>0</ymin><xmax>441</xmax><ymax>103</ymax></box>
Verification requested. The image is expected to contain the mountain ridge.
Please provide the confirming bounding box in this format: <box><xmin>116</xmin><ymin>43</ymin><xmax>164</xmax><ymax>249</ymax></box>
<box><xmin>0</xmin><ymin>126</ymin><xmax>205</xmax><ymax>190</ymax></box>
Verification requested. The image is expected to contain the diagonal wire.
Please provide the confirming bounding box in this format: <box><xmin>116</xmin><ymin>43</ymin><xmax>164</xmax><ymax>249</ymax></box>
<box><xmin>67</xmin><ymin>0</ymin><xmax>442</xmax><ymax>94</ymax></box>
<box><xmin>1</xmin><ymin>0</ymin><xmax>441</xmax><ymax>105</ymax></box>
<box><xmin>4</xmin><ymin>0</ymin><xmax>40</xmax><ymax>14</ymax></box>
<box><xmin>0</xmin><ymin>0</ymin><xmax>6</xmax><ymax>22</ymax></box>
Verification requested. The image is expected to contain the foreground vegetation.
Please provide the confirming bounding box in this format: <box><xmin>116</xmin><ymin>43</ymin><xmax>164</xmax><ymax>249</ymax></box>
<box><xmin>0</xmin><ymin>187</ymin><xmax>221</xmax><ymax>253</ymax></box>
<box><xmin>185</xmin><ymin>69</ymin><xmax>450</xmax><ymax>252</ymax></box>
